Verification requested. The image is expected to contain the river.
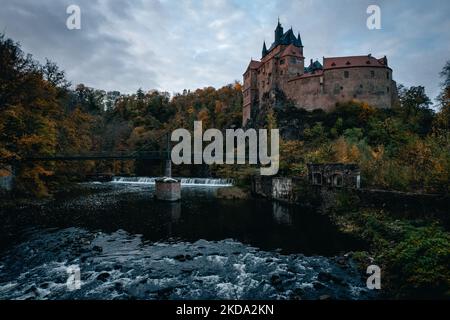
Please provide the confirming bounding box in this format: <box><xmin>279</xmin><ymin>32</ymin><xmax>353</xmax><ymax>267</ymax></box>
<box><xmin>0</xmin><ymin>179</ymin><xmax>375</xmax><ymax>300</ymax></box>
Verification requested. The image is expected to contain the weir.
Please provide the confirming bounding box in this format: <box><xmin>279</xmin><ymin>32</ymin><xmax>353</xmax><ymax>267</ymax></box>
<box><xmin>112</xmin><ymin>176</ymin><xmax>233</xmax><ymax>187</ymax></box>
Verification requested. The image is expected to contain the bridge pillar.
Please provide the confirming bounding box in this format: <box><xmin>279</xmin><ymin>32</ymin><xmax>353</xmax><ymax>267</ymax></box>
<box><xmin>155</xmin><ymin>177</ymin><xmax>181</xmax><ymax>201</ymax></box>
<box><xmin>164</xmin><ymin>159</ymin><xmax>172</xmax><ymax>178</ymax></box>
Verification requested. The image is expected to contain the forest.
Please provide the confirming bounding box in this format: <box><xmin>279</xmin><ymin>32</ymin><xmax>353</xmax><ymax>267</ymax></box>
<box><xmin>0</xmin><ymin>34</ymin><xmax>449</xmax><ymax>197</ymax></box>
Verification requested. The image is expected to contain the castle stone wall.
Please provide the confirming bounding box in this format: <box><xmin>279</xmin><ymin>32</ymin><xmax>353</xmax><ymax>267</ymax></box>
<box><xmin>284</xmin><ymin>66</ymin><xmax>396</xmax><ymax>111</ymax></box>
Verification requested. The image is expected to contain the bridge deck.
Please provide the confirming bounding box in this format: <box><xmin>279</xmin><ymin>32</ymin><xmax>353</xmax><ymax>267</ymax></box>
<box><xmin>23</xmin><ymin>152</ymin><xmax>171</xmax><ymax>161</ymax></box>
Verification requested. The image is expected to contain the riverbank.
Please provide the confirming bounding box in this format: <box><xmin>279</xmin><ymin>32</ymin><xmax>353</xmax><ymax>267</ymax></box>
<box><xmin>249</xmin><ymin>176</ymin><xmax>450</xmax><ymax>299</ymax></box>
<box><xmin>328</xmin><ymin>194</ymin><xmax>450</xmax><ymax>299</ymax></box>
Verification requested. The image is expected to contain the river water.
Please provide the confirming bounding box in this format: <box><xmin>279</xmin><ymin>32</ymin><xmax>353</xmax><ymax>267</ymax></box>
<box><xmin>0</xmin><ymin>181</ymin><xmax>375</xmax><ymax>300</ymax></box>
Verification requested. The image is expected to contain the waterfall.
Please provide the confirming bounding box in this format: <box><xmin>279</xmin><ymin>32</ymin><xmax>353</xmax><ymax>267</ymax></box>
<box><xmin>111</xmin><ymin>176</ymin><xmax>233</xmax><ymax>187</ymax></box>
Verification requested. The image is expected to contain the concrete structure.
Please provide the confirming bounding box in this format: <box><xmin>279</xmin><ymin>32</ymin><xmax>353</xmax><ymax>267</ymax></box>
<box><xmin>307</xmin><ymin>163</ymin><xmax>361</xmax><ymax>189</ymax></box>
<box><xmin>243</xmin><ymin>20</ymin><xmax>398</xmax><ymax>126</ymax></box>
<box><xmin>164</xmin><ymin>160</ymin><xmax>172</xmax><ymax>178</ymax></box>
<box><xmin>155</xmin><ymin>177</ymin><xmax>181</xmax><ymax>201</ymax></box>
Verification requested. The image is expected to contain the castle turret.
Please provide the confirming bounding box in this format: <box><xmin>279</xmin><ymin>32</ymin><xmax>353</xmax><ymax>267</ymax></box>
<box><xmin>297</xmin><ymin>32</ymin><xmax>303</xmax><ymax>47</ymax></box>
<box><xmin>262</xmin><ymin>41</ymin><xmax>268</xmax><ymax>58</ymax></box>
<box><xmin>274</xmin><ymin>18</ymin><xmax>283</xmax><ymax>43</ymax></box>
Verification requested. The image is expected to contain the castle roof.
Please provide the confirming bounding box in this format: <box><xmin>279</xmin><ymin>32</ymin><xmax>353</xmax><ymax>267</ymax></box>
<box><xmin>244</xmin><ymin>60</ymin><xmax>262</xmax><ymax>74</ymax></box>
<box><xmin>305</xmin><ymin>59</ymin><xmax>323</xmax><ymax>73</ymax></box>
<box><xmin>279</xmin><ymin>44</ymin><xmax>303</xmax><ymax>58</ymax></box>
<box><xmin>323</xmin><ymin>55</ymin><xmax>388</xmax><ymax>69</ymax></box>
<box><xmin>264</xmin><ymin>22</ymin><xmax>303</xmax><ymax>58</ymax></box>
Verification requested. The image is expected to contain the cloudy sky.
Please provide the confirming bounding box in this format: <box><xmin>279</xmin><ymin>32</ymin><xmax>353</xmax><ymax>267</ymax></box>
<box><xmin>1</xmin><ymin>0</ymin><xmax>449</xmax><ymax>103</ymax></box>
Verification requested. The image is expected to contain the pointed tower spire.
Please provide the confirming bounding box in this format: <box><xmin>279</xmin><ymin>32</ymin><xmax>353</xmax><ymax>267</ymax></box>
<box><xmin>262</xmin><ymin>41</ymin><xmax>268</xmax><ymax>57</ymax></box>
<box><xmin>297</xmin><ymin>32</ymin><xmax>303</xmax><ymax>47</ymax></box>
<box><xmin>274</xmin><ymin>18</ymin><xmax>283</xmax><ymax>43</ymax></box>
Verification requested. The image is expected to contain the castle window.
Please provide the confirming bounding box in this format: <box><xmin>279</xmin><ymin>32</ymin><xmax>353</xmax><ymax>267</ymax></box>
<box><xmin>346</xmin><ymin>61</ymin><xmax>351</xmax><ymax>65</ymax></box>
<box><xmin>340</xmin><ymin>86</ymin><xmax>344</xmax><ymax>90</ymax></box>
<box><xmin>280</xmin><ymin>59</ymin><xmax>285</xmax><ymax>65</ymax></box>
<box><xmin>387</xmin><ymin>87</ymin><xmax>390</xmax><ymax>93</ymax></box>
<box><xmin>386</xmin><ymin>72</ymin><xmax>390</xmax><ymax>79</ymax></box>
<box><xmin>344</xmin><ymin>71</ymin><xmax>349</xmax><ymax>78</ymax></box>
<box><xmin>371</xmin><ymin>70</ymin><xmax>375</xmax><ymax>78</ymax></box>
<box><xmin>291</xmin><ymin>57</ymin><xmax>297</xmax><ymax>64</ymax></box>
<box><xmin>280</xmin><ymin>71</ymin><xmax>283</xmax><ymax>75</ymax></box>
<box><xmin>331</xmin><ymin>62</ymin><xmax>336</xmax><ymax>66</ymax></box>
<box><xmin>366</xmin><ymin>60</ymin><xmax>371</xmax><ymax>64</ymax></box>
<box><xmin>360</xmin><ymin>84</ymin><xmax>363</xmax><ymax>89</ymax></box>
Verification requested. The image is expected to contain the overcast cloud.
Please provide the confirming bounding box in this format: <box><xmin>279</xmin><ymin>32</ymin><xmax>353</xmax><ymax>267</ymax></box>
<box><xmin>1</xmin><ymin>0</ymin><xmax>449</xmax><ymax>104</ymax></box>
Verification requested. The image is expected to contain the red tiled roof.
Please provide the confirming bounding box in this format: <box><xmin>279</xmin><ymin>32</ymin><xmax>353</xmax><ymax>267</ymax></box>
<box><xmin>280</xmin><ymin>44</ymin><xmax>303</xmax><ymax>58</ymax></box>
<box><xmin>323</xmin><ymin>55</ymin><xmax>387</xmax><ymax>69</ymax></box>
<box><xmin>248</xmin><ymin>60</ymin><xmax>261</xmax><ymax>69</ymax></box>
<box><xmin>243</xmin><ymin>60</ymin><xmax>262</xmax><ymax>74</ymax></box>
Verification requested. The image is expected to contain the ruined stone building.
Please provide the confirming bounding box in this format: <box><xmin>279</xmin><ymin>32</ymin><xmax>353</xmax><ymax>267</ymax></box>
<box><xmin>242</xmin><ymin>20</ymin><xmax>398</xmax><ymax>126</ymax></box>
<box><xmin>307</xmin><ymin>163</ymin><xmax>361</xmax><ymax>189</ymax></box>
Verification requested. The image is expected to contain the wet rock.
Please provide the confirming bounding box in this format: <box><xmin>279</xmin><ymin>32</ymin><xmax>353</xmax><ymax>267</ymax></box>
<box><xmin>92</xmin><ymin>245</ymin><xmax>103</xmax><ymax>253</ymax></box>
<box><xmin>313</xmin><ymin>282</ymin><xmax>326</xmax><ymax>289</ymax></box>
<box><xmin>317</xmin><ymin>272</ymin><xmax>348</xmax><ymax>287</ymax></box>
<box><xmin>174</xmin><ymin>255</ymin><xmax>186</xmax><ymax>262</ymax></box>
<box><xmin>270</xmin><ymin>274</ymin><xmax>282</xmax><ymax>286</ymax></box>
<box><xmin>25</xmin><ymin>285</ymin><xmax>38</xmax><ymax>294</ymax></box>
<box><xmin>181</xmin><ymin>268</ymin><xmax>193</xmax><ymax>274</ymax></box>
<box><xmin>336</xmin><ymin>257</ymin><xmax>347</xmax><ymax>266</ymax></box>
<box><xmin>320</xmin><ymin>294</ymin><xmax>331</xmax><ymax>300</ymax></box>
<box><xmin>174</xmin><ymin>254</ymin><xmax>192</xmax><ymax>262</ymax></box>
<box><xmin>290</xmin><ymin>288</ymin><xmax>304</xmax><ymax>300</ymax></box>
<box><xmin>317</xmin><ymin>272</ymin><xmax>333</xmax><ymax>282</ymax></box>
<box><xmin>40</xmin><ymin>282</ymin><xmax>50</xmax><ymax>289</ymax></box>
<box><xmin>96</xmin><ymin>272</ymin><xmax>110</xmax><ymax>282</ymax></box>
<box><xmin>156</xmin><ymin>286</ymin><xmax>175</xmax><ymax>299</ymax></box>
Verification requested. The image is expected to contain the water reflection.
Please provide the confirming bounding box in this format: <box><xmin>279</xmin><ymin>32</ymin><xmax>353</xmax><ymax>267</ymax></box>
<box><xmin>162</xmin><ymin>201</ymin><xmax>181</xmax><ymax>237</ymax></box>
<box><xmin>1</xmin><ymin>183</ymin><xmax>366</xmax><ymax>256</ymax></box>
<box><xmin>272</xmin><ymin>202</ymin><xmax>293</xmax><ymax>225</ymax></box>
<box><xmin>0</xmin><ymin>183</ymin><xmax>374</xmax><ymax>300</ymax></box>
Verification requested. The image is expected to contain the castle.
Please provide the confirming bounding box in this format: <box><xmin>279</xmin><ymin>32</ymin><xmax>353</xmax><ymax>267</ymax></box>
<box><xmin>242</xmin><ymin>20</ymin><xmax>398</xmax><ymax>126</ymax></box>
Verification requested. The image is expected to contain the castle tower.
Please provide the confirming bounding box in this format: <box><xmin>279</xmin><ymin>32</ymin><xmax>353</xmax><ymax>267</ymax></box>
<box><xmin>274</xmin><ymin>18</ymin><xmax>283</xmax><ymax>43</ymax></box>
<box><xmin>262</xmin><ymin>41</ymin><xmax>268</xmax><ymax>58</ymax></box>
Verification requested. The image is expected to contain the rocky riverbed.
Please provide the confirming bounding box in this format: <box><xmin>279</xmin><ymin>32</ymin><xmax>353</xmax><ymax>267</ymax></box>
<box><xmin>0</xmin><ymin>182</ymin><xmax>376</xmax><ymax>300</ymax></box>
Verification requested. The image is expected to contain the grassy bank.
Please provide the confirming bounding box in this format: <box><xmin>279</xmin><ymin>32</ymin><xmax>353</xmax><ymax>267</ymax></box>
<box><xmin>328</xmin><ymin>191</ymin><xmax>450</xmax><ymax>299</ymax></box>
